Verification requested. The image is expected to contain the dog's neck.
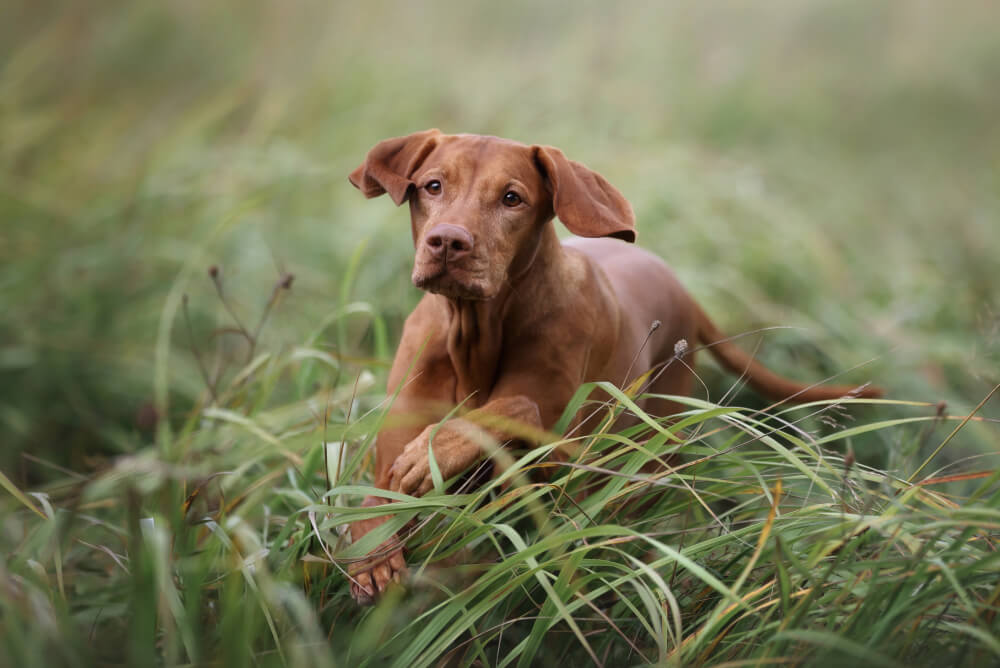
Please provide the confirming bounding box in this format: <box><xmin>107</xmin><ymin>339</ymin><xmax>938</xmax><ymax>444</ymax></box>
<box><xmin>441</xmin><ymin>223</ymin><xmax>562</xmax><ymax>405</ymax></box>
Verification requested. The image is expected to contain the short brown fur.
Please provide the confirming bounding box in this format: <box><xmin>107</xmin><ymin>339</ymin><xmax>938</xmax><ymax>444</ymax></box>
<box><xmin>345</xmin><ymin>130</ymin><xmax>880</xmax><ymax>603</ymax></box>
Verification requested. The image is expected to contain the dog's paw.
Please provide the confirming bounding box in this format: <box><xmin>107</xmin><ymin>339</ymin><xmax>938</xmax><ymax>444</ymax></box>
<box><xmin>348</xmin><ymin>537</ymin><xmax>407</xmax><ymax>605</ymax></box>
<box><xmin>388</xmin><ymin>423</ymin><xmax>482</xmax><ymax>496</ymax></box>
<box><xmin>348</xmin><ymin>496</ymin><xmax>408</xmax><ymax>605</ymax></box>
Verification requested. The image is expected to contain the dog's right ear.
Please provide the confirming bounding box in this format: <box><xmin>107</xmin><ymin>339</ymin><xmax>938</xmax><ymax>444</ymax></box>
<box><xmin>349</xmin><ymin>129</ymin><xmax>442</xmax><ymax>205</ymax></box>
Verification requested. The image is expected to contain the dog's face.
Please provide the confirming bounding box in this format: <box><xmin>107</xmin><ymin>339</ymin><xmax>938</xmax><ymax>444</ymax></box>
<box><xmin>350</xmin><ymin>130</ymin><xmax>636</xmax><ymax>301</ymax></box>
<box><xmin>405</xmin><ymin>135</ymin><xmax>551</xmax><ymax>299</ymax></box>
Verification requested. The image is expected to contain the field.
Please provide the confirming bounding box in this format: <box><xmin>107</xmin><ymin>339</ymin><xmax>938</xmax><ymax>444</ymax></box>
<box><xmin>1</xmin><ymin>1</ymin><xmax>999</xmax><ymax>666</ymax></box>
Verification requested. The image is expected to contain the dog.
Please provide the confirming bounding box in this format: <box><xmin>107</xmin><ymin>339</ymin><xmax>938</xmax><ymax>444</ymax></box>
<box><xmin>344</xmin><ymin>129</ymin><xmax>880</xmax><ymax>603</ymax></box>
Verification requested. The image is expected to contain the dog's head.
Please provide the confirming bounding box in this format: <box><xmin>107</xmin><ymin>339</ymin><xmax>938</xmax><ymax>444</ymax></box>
<box><xmin>349</xmin><ymin>130</ymin><xmax>635</xmax><ymax>300</ymax></box>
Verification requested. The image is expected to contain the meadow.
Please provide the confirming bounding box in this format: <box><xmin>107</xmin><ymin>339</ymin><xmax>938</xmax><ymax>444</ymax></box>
<box><xmin>1</xmin><ymin>1</ymin><xmax>998</xmax><ymax>665</ymax></box>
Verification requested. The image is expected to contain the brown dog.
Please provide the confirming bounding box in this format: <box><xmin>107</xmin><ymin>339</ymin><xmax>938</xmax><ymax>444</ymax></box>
<box><xmin>345</xmin><ymin>129</ymin><xmax>880</xmax><ymax>603</ymax></box>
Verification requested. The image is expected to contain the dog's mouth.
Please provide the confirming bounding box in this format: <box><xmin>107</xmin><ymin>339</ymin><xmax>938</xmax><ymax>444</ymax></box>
<box><xmin>412</xmin><ymin>262</ymin><xmax>495</xmax><ymax>300</ymax></box>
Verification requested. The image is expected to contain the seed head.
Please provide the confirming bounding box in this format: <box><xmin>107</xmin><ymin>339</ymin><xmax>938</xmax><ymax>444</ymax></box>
<box><xmin>844</xmin><ymin>450</ymin><xmax>855</xmax><ymax>472</ymax></box>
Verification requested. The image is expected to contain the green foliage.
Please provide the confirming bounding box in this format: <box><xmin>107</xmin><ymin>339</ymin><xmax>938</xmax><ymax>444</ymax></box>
<box><xmin>1</xmin><ymin>338</ymin><xmax>997</xmax><ymax>665</ymax></box>
<box><xmin>1</xmin><ymin>1</ymin><xmax>999</xmax><ymax>665</ymax></box>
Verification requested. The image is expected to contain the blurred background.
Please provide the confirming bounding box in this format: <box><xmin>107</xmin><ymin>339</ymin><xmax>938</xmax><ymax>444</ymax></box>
<box><xmin>2</xmin><ymin>0</ymin><xmax>998</xmax><ymax>478</ymax></box>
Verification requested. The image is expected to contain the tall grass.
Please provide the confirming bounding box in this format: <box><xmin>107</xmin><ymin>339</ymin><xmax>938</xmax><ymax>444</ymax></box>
<box><xmin>2</xmin><ymin>327</ymin><xmax>997</xmax><ymax>665</ymax></box>
<box><xmin>2</xmin><ymin>0</ymin><xmax>999</xmax><ymax>665</ymax></box>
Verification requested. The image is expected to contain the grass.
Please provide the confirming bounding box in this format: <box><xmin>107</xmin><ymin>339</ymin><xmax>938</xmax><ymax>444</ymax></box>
<box><xmin>1</xmin><ymin>1</ymin><xmax>999</xmax><ymax>665</ymax></box>
<box><xmin>3</xmin><ymin>347</ymin><xmax>997</xmax><ymax>666</ymax></box>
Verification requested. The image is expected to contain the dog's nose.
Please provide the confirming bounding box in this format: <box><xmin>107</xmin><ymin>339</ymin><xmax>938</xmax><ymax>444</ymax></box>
<box><xmin>424</xmin><ymin>224</ymin><xmax>473</xmax><ymax>260</ymax></box>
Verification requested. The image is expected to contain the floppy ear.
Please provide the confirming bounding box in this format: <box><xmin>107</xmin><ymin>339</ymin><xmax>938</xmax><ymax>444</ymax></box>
<box><xmin>532</xmin><ymin>145</ymin><xmax>636</xmax><ymax>242</ymax></box>
<box><xmin>349</xmin><ymin>129</ymin><xmax>441</xmax><ymax>205</ymax></box>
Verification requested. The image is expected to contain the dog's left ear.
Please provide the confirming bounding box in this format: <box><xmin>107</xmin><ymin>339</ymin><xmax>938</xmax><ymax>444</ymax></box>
<box><xmin>349</xmin><ymin>129</ymin><xmax>441</xmax><ymax>205</ymax></box>
<box><xmin>533</xmin><ymin>146</ymin><xmax>636</xmax><ymax>242</ymax></box>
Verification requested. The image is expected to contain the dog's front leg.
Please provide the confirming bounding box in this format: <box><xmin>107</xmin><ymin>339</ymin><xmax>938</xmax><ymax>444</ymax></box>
<box><xmin>347</xmin><ymin>496</ymin><xmax>408</xmax><ymax>605</ymax></box>
<box><xmin>349</xmin><ymin>395</ymin><xmax>541</xmax><ymax>604</ymax></box>
<box><xmin>388</xmin><ymin>395</ymin><xmax>543</xmax><ymax>496</ymax></box>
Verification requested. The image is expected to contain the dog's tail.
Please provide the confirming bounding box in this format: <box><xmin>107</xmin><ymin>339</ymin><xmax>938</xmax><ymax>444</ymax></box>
<box><xmin>694</xmin><ymin>303</ymin><xmax>883</xmax><ymax>402</ymax></box>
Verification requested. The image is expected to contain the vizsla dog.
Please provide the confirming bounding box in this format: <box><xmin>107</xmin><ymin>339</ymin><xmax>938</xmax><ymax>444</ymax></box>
<box><xmin>346</xmin><ymin>129</ymin><xmax>880</xmax><ymax>603</ymax></box>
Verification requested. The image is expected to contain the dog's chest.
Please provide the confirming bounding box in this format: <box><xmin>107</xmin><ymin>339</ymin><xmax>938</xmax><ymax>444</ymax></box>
<box><xmin>443</xmin><ymin>301</ymin><xmax>504</xmax><ymax>407</ymax></box>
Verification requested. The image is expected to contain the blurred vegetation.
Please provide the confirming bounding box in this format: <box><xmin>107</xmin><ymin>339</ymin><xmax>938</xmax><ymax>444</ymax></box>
<box><xmin>2</xmin><ymin>0</ymin><xmax>999</xmax><ymax>473</ymax></box>
<box><xmin>1</xmin><ymin>1</ymin><xmax>998</xmax><ymax>666</ymax></box>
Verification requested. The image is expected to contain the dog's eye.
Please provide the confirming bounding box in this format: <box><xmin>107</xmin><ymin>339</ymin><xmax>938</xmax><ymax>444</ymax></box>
<box><xmin>502</xmin><ymin>191</ymin><xmax>522</xmax><ymax>207</ymax></box>
<box><xmin>425</xmin><ymin>180</ymin><xmax>442</xmax><ymax>195</ymax></box>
